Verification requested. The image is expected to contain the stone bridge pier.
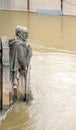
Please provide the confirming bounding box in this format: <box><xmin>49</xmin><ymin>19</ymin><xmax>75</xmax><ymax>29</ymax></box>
<box><xmin>0</xmin><ymin>36</ymin><xmax>12</xmax><ymax>111</ymax></box>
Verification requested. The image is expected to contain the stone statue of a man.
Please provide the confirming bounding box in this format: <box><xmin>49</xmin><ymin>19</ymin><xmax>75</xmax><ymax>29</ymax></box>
<box><xmin>9</xmin><ymin>26</ymin><xmax>32</xmax><ymax>101</ymax></box>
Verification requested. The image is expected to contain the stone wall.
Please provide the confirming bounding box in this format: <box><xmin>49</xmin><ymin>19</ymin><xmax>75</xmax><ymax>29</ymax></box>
<box><xmin>0</xmin><ymin>0</ymin><xmax>27</xmax><ymax>11</ymax></box>
<box><xmin>1</xmin><ymin>36</ymin><xmax>11</xmax><ymax>110</ymax></box>
<box><xmin>0</xmin><ymin>0</ymin><xmax>76</xmax><ymax>16</ymax></box>
<box><xmin>15</xmin><ymin>0</ymin><xmax>27</xmax><ymax>11</ymax></box>
<box><xmin>0</xmin><ymin>0</ymin><xmax>61</xmax><ymax>13</ymax></box>
<box><xmin>0</xmin><ymin>40</ymin><xmax>2</xmax><ymax>110</ymax></box>
<box><xmin>63</xmin><ymin>0</ymin><xmax>76</xmax><ymax>16</ymax></box>
<box><xmin>29</xmin><ymin>0</ymin><xmax>61</xmax><ymax>12</ymax></box>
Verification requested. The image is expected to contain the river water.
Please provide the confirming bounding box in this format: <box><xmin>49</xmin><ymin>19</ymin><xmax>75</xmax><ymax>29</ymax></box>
<box><xmin>0</xmin><ymin>11</ymin><xmax>76</xmax><ymax>130</ymax></box>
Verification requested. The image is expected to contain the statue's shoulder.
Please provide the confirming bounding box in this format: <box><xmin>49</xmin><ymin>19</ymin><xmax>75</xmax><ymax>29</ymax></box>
<box><xmin>9</xmin><ymin>39</ymin><xmax>16</xmax><ymax>47</ymax></box>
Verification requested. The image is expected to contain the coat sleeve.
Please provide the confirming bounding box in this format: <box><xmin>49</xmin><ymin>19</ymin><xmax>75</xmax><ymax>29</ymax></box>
<box><xmin>17</xmin><ymin>44</ymin><xmax>27</xmax><ymax>68</ymax></box>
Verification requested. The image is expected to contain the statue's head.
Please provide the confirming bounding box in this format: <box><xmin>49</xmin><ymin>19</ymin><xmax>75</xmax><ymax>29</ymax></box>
<box><xmin>15</xmin><ymin>26</ymin><xmax>28</xmax><ymax>41</ymax></box>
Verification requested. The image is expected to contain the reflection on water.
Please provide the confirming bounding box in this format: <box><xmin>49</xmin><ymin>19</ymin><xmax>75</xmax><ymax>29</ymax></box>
<box><xmin>0</xmin><ymin>11</ymin><xmax>76</xmax><ymax>130</ymax></box>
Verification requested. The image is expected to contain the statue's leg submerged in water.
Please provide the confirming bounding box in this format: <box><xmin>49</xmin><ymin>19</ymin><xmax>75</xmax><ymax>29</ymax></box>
<box><xmin>14</xmin><ymin>65</ymin><xmax>33</xmax><ymax>102</ymax></box>
<box><xmin>17</xmin><ymin>71</ymin><xmax>26</xmax><ymax>100</ymax></box>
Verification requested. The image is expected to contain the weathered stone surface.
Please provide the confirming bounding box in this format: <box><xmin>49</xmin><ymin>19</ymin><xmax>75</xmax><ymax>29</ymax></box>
<box><xmin>3</xmin><ymin>85</ymin><xmax>10</xmax><ymax>105</ymax></box>
<box><xmin>16</xmin><ymin>65</ymin><xmax>33</xmax><ymax>102</ymax></box>
<box><xmin>0</xmin><ymin>40</ymin><xmax>2</xmax><ymax>110</ymax></box>
<box><xmin>1</xmin><ymin>36</ymin><xmax>11</xmax><ymax>108</ymax></box>
<box><xmin>1</xmin><ymin>36</ymin><xmax>9</xmax><ymax>65</ymax></box>
<box><xmin>3</xmin><ymin>66</ymin><xmax>10</xmax><ymax>85</ymax></box>
<box><xmin>17</xmin><ymin>73</ymin><xmax>26</xmax><ymax>100</ymax></box>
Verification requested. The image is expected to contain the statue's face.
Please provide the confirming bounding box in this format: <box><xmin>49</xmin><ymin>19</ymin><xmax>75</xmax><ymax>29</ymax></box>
<box><xmin>16</xmin><ymin>31</ymin><xmax>28</xmax><ymax>41</ymax></box>
<box><xmin>23</xmin><ymin>32</ymin><xmax>28</xmax><ymax>40</ymax></box>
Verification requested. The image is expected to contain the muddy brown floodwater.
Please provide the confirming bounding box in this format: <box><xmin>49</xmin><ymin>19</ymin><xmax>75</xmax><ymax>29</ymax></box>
<box><xmin>0</xmin><ymin>11</ymin><xmax>76</xmax><ymax>130</ymax></box>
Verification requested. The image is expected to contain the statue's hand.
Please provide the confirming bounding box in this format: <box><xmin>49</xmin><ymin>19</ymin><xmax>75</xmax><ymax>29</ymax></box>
<box><xmin>19</xmin><ymin>66</ymin><xmax>27</xmax><ymax>73</ymax></box>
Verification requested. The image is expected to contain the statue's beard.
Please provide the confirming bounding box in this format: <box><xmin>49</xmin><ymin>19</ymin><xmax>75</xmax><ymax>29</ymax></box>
<box><xmin>16</xmin><ymin>32</ymin><xmax>28</xmax><ymax>41</ymax></box>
